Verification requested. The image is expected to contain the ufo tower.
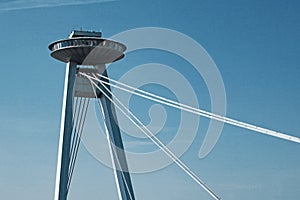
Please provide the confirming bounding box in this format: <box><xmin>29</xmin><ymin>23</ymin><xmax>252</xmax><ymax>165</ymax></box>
<box><xmin>49</xmin><ymin>30</ymin><xmax>135</xmax><ymax>200</ymax></box>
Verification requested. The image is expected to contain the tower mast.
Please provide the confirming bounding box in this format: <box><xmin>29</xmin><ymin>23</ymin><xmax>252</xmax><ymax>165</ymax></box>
<box><xmin>49</xmin><ymin>30</ymin><xmax>135</xmax><ymax>200</ymax></box>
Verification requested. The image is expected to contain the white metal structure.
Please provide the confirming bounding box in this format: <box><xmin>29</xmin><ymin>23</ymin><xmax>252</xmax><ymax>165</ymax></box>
<box><xmin>49</xmin><ymin>30</ymin><xmax>135</xmax><ymax>200</ymax></box>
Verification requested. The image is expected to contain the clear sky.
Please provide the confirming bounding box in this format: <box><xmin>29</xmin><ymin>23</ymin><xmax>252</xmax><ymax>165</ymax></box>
<box><xmin>0</xmin><ymin>0</ymin><xmax>299</xmax><ymax>199</ymax></box>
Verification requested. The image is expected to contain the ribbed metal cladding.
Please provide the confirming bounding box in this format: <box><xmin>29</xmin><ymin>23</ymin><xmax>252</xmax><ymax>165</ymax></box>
<box><xmin>49</xmin><ymin>38</ymin><xmax>126</xmax><ymax>65</ymax></box>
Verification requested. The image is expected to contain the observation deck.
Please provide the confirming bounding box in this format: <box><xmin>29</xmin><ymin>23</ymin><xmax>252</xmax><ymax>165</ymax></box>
<box><xmin>48</xmin><ymin>30</ymin><xmax>126</xmax><ymax>65</ymax></box>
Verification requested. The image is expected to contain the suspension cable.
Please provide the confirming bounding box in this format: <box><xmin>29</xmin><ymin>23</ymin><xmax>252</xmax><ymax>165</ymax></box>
<box><xmin>84</xmin><ymin>72</ymin><xmax>300</xmax><ymax>144</ymax></box>
<box><xmin>84</xmin><ymin>74</ymin><xmax>221</xmax><ymax>200</ymax></box>
<box><xmin>69</xmin><ymin>97</ymin><xmax>85</xmax><ymax>174</ymax></box>
<box><xmin>67</xmin><ymin>96</ymin><xmax>90</xmax><ymax>192</ymax></box>
<box><xmin>70</xmin><ymin>97</ymin><xmax>83</xmax><ymax>160</ymax></box>
<box><xmin>72</xmin><ymin>96</ymin><xmax>79</xmax><ymax>125</ymax></box>
<box><xmin>90</xmin><ymin>83</ymin><xmax>135</xmax><ymax>200</ymax></box>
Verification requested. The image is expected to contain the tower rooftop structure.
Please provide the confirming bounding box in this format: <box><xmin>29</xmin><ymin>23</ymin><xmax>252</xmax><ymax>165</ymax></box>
<box><xmin>49</xmin><ymin>30</ymin><xmax>126</xmax><ymax>65</ymax></box>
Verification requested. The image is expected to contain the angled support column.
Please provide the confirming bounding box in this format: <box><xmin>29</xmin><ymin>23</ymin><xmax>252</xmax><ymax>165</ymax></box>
<box><xmin>54</xmin><ymin>61</ymin><xmax>77</xmax><ymax>200</ymax></box>
<box><xmin>99</xmin><ymin>70</ymin><xmax>135</xmax><ymax>200</ymax></box>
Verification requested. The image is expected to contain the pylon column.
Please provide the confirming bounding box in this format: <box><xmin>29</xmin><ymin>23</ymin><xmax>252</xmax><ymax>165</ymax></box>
<box><xmin>98</xmin><ymin>70</ymin><xmax>135</xmax><ymax>200</ymax></box>
<box><xmin>54</xmin><ymin>61</ymin><xmax>77</xmax><ymax>200</ymax></box>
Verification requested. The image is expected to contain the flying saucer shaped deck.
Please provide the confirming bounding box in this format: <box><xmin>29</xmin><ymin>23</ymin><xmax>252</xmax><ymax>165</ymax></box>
<box><xmin>49</xmin><ymin>37</ymin><xmax>126</xmax><ymax>65</ymax></box>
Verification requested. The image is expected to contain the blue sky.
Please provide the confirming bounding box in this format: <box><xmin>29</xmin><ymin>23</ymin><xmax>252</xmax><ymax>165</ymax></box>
<box><xmin>0</xmin><ymin>0</ymin><xmax>299</xmax><ymax>199</ymax></box>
